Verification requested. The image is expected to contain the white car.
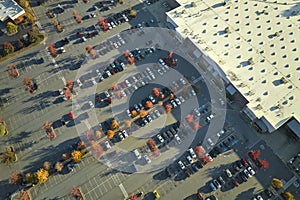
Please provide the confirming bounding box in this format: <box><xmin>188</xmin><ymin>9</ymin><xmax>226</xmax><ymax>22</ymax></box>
<box><xmin>59</xmin><ymin>47</ymin><xmax>66</xmax><ymax>53</ymax></box>
<box><xmin>104</xmin><ymin>141</ymin><xmax>111</xmax><ymax>149</ymax></box>
<box><xmin>120</xmin><ymin>62</ymin><xmax>126</xmax><ymax>70</ymax></box>
<box><xmin>133</xmin><ymin>149</ymin><xmax>141</xmax><ymax>159</ymax></box>
<box><xmin>154</xmin><ymin>110</ymin><xmax>160</xmax><ymax>118</ymax></box>
<box><xmin>171</xmin><ymin>100</ymin><xmax>177</xmax><ymax>108</ymax></box>
<box><xmin>149</xmin><ymin>95</ymin><xmax>155</xmax><ymax>103</ymax></box>
<box><xmin>217</xmin><ymin>129</ymin><xmax>225</xmax><ymax>137</ymax></box>
<box><xmin>178</xmin><ymin>161</ymin><xmax>185</xmax><ymax>169</ymax></box>
<box><xmin>244</xmin><ymin>169</ymin><xmax>251</xmax><ymax>178</ymax></box>
<box><xmin>90</xmin><ymin>12</ymin><xmax>96</xmax><ymax>18</ymax></box>
<box><xmin>113</xmin><ymin>42</ymin><xmax>118</xmax><ymax>49</ymax></box>
<box><xmin>88</xmin><ymin>101</ymin><xmax>94</xmax><ymax>108</ymax></box>
<box><xmin>104</xmin><ymin>91</ymin><xmax>110</xmax><ymax>98</ymax></box>
<box><xmin>179</xmin><ymin>78</ymin><xmax>186</xmax><ymax>85</ymax></box>
<box><xmin>187</xmin><ymin>156</ymin><xmax>193</xmax><ymax>164</ymax></box>
<box><xmin>207</xmin><ymin>138</ymin><xmax>214</xmax><ymax>146</ymax></box>
<box><xmin>158</xmin><ymin>59</ymin><xmax>165</xmax><ymax>65</ymax></box>
<box><xmin>144</xmin><ymin>154</ymin><xmax>151</xmax><ymax>164</ymax></box>
<box><xmin>157</xmin><ymin>134</ymin><xmax>164</xmax><ymax>143</ymax></box>
<box><xmin>119</xmin><ymin>132</ymin><xmax>124</xmax><ymax>141</ymax></box>
<box><xmin>125</xmin><ymin>79</ymin><xmax>131</xmax><ymax>87</ymax></box>
<box><xmin>126</xmin><ymin>109</ymin><xmax>131</xmax><ymax>117</ymax></box>
<box><xmin>122</xmin><ymin>130</ymin><xmax>128</xmax><ymax>138</ymax></box>
<box><xmin>175</xmin><ymin>98</ymin><xmax>181</xmax><ymax>105</ymax></box>
<box><xmin>179</xmin><ymin>96</ymin><xmax>185</xmax><ymax>103</ymax></box>
<box><xmin>106</xmin><ymin>71</ymin><xmax>112</xmax><ymax>77</ymax></box>
<box><xmin>174</xmin><ymin>134</ymin><xmax>182</xmax><ymax>144</ymax></box>
<box><xmin>132</xmin><ymin>76</ymin><xmax>138</xmax><ymax>83</ymax></box>
<box><xmin>76</xmin><ymin>79</ymin><xmax>83</xmax><ymax>87</ymax></box>
<box><xmin>157</xmin><ymin>69</ymin><xmax>163</xmax><ymax>75</ymax></box>
<box><xmin>193</xmin><ymin>108</ymin><xmax>201</xmax><ymax>117</ymax></box>
<box><xmin>121</xmin><ymin>90</ymin><xmax>126</xmax><ymax>97</ymax></box>
<box><xmin>91</xmin><ymin>78</ymin><xmax>97</xmax><ymax>85</ymax></box>
<box><xmin>188</xmin><ymin>148</ymin><xmax>197</xmax><ymax>159</ymax></box>
<box><xmin>191</xmin><ymin>89</ymin><xmax>196</xmax><ymax>96</ymax></box>
<box><xmin>256</xmin><ymin>195</ymin><xmax>263</xmax><ymax>200</ymax></box>
<box><xmin>247</xmin><ymin>166</ymin><xmax>256</xmax><ymax>176</ymax></box>
<box><xmin>82</xmin><ymin>36</ymin><xmax>87</xmax><ymax>42</ymax></box>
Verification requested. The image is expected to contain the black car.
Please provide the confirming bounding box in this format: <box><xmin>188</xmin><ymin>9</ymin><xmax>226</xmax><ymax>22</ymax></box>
<box><xmin>264</xmin><ymin>189</ymin><xmax>273</xmax><ymax>197</ymax></box>
<box><xmin>240</xmin><ymin>173</ymin><xmax>248</xmax><ymax>182</ymax></box>
<box><xmin>191</xmin><ymin>163</ymin><xmax>199</xmax><ymax>172</ymax></box>
<box><xmin>236</xmin><ymin>160</ymin><xmax>243</xmax><ymax>168</ymax></box>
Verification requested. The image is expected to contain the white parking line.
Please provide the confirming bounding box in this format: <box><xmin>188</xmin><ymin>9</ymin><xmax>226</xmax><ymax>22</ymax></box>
<box><xmin>119</xmin><ymin>183</ymin><xmax>128</xmax><ymax>198</ymax></box>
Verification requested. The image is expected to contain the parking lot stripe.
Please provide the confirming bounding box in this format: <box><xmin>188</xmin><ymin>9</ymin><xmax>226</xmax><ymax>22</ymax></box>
<box><xmin>119</xmin><ymin>183</ymin><xmax>128</xmax><ymax>198</ymax></box>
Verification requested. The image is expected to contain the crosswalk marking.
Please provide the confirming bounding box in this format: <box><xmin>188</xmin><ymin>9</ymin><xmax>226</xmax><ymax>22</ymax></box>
<box><xmin>119</xmin><ymin>183</ymin><xmax>128</xmax><ymax>198</ymax></box>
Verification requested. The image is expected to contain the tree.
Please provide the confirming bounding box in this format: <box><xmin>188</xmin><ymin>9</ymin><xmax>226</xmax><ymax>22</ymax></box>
<box><xmin>158</xmin><ymin>101</ymin><xmax>163</xmax><ymax>106</ymax></box>
<box><xmin>72</xmin><ymin>10</ymin><xmax>78</xmax><ymax>16</ymax></box>
<box><xmin>271</xmin><ymin>178</ymin><xmax>283</xmax><ymax>189</ymax></box>
<box><xmin>28</xmin><ymin>31</ymin><xmax>39</xmax><ymax>43</ymax></box>
<box><xmin>152</xmin><ymin>88</ymin><xmax>160</xmax><ymax>97</ymax></box>
<box><xmin>147</xmin><ymin>138</ymin><xmax>157</xmax><ymax>152</ymax></box>
<box><xmin>35</xmin><ymin>168</ymin><xmax>49</xmax><ymax>184</ymax></box>
<box><xmin>131</xmin><ymin>110</ymin><xmax>138</xmax><ymax>118</ymax></box>
<box><xmin>1</xmin><ymin>146</ymin><xmax>17</xmax><ymax>165</ymax></box>
<box><xmin>124</xmin><ymin>120</ymin><xmax>131</xmax><ymax>128</ymax></box>
<box><xmin>259</xmin><ymin>159</ymin><xmax>269</xmax><ymax>169</ymax></box>
<box><xmin>165</xmin><ymin>104</ymin><xmax>172</xmax><ymax>114</ymax></box>
<box><xmin>139</xmin><ymin>110</ymin><xmax>148</xmax><ymax>118</ymax></box>
<box><xmin>282</xmin><ymin>192</ymin><xmax>295</xmax><ymax>200</ymax></box>
<box><xmin>111</xmin><ymin>120</ymin><xmax>119</xmax><ymax>130</ymax></box>
<box><xmin>8</xmin><ymin>64</ymin><xmax>19</xmax><ymax>77</ymax></box>
<box><xmin>71</xmin><ymin>150</ymin><xmax>83</xmax><ymax>162</ymax></box>
<box><xmin>191</xmin><ymin>2</ymin><xmax>197</xmax><ymax>7</ymax></box>
<box><xmin>119</xmin><ymin>0</ymin><xmax>124</xmax><ymax>4</ymax></box>
<box><xmin>128</xmin><ymin>56</ymin><xmax>135</xmax><ymax>64</ymax></box>
<box><xmin>75</xmin><ymin>16</ymin><xmax>82</xmax><ymax>23</ymax></box>
<box><xmin>55</xmin><ymin>162</ymin><xmax>63</xmax><ymax>172</ymax></box>
<box><xmin>43</xmin><ymin>161</ymin><xmax>51</xmax><ymax>170</ymax></box>
<box><xmin>85</xmin><ymin>46</ymin><xmax>92</xmax><ymax>52</ymax></box>
<box><xmin>3</xmin><ymin>42</ymin><xmax>14</xmax><ymax>55</ymax></box>
<box><xmin>90</xmin><ymin>49</ymin><xmax>97</xmax><ymax>58</ymax></box>
<box><xmin>185</xmin><ymin>114</ymin><xmax>194</xmax><ymax>123</ymax></box>
<box><xmin>6</xmin><ymin>22</ymin><xmax>18</xmax><ymax>34</ymax></box>
<box><xmin>17</xmin><ymin>39</ymin><xmax>24</xmax><ymax>49</ymax></box>
<box><xmin>62</xmin><ymin>153</ymin><xmax>69</xmax><ymax>160</ymax></box>
<box><xmin>248</xmin><ymin>150</ymin><xmax>261</xmax><ymax>161</ymax></box>
<box><xmin>9</xmin><ymin>170</ymin><xmax>22</xmax><ymax>185</ymax></box>
<box><xmin>95</xmin><ymin>131</ymin><xmax>102</xmax><ymax>139</ymax></box>
<box><xmin>194</xmin><ymin>146</ymin><xmax>205</xmax><ymax>158</ymax></box>
<box><xmin>0</xmin><ymin>117</ymin><xmax>8</xmax><ymax>136</ymax></box>
<box><xmin>18</xmin><ymin>0</ymin><xmax>29</xmax><ymax>8</ymax></box>
<box><xmin>202</xmin><ymin>155</ymin><xmax>211</xmax><ymax>164</ymax></box>
<box><xmin>90</xmin><ymin>140</ymin><xmax>103</xmax><ymax>159</ymax></box>
<box><xmin>47</xmin><ymin>43</ymin><xmax>57</xmax><ymax>57</ymax></box>
<box><xmin>129</xmin><ymin>10</ymin><xmax>137</xmax><ymax>17</ymax></box>
<box><xmin>193</xmin><ymin>122</ymin><xmax>201</xmax><ymax>130</ymax></box>
<box><xmin>63</xmin><ymin>87</ymin><xmax>72</xmax><ymax>100</ymax></box>
<box><xmin>15</xmin><ymin>190</ymin><xmax>30</xmax><ymax>200</ymax></box>
<box><xmin>25</xmin><ymin>173</ymin><xmax>35</xmax><ymax>184</ymax></box>
<box><xmin>70</xmin><ymin>186</ymin><xmax>84</xmax><ymax>200</ymax></box>
<box><xmin>169</xmin><ymin>93</ymin><xmax>174</xmax><ymax>100</ymax></box>
<box><xmin>107</xmin><ymin>130</ymin><xmax>115</xmax><ymax>139</ymax></box>
<box><xmin>145</xmin><ymin>101</ymin><xmax>153</xmax><ymax>109</ymax></box>
<box><xmin>124</xmin><ymin>50</ymin><xmax>130</xmax><ymax>57</ymax></box>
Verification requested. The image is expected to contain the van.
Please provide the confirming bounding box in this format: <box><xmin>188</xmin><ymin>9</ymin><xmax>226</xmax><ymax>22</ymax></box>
<box><xmin>225</xmin><ymin>169</ymin><xmax>232</xmax><ymax>178</ymax></box>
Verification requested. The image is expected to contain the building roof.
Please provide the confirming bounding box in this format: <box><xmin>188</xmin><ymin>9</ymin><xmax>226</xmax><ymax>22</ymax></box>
<box><xmin>166</xmin><ymin>0</ymin><xmax>300</xmax><ymax>130</ymax></box>
<box><xmin>0</xmin><ymin>0</ymin><xmax>25</xmax><ymax>22</ymax></box>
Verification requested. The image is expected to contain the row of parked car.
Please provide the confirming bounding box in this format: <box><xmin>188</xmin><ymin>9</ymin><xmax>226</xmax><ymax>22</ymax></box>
<box><xmin>209</xmin><ymin>159</ymin><xmax>256</xmax><ymax>191</ymax></box>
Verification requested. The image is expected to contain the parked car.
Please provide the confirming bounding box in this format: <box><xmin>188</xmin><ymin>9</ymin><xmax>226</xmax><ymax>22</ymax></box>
<box><xmin>121</xmin><ymin>130</ymin><xmax>128</xmax><ymax>138</ymax></box>
<box><xmin>88</xmin><ymin>101</ymin><xmax>94</xmax><ymax>108</ymax></box>
<box><xmin>154</xmin><ymin>110</ymin><xmax>161</xmax><ymax>118</ymax></box>
<box><xmin>144</xmin><ymin>154</ymin><xmax>151</xmax><ymax>164</ymax></box>
<box><xmin>188</xmin><ymin>148</ymin><xmax>197</xmax><ymax>159</ymax></box>
<box><xmin>213</xmin><ymin>179</ymin><xmax>222</xmax><ymax>189</ymax></box>
<box><xmin>174</xmin><ymin>134</ymin><xmax>181</xmax><ymax>144</ymax></box>
<box><xmin>218</xmin><ymin>176</ymin><xmax>226</xmax><ymax>185</ymax></box>
<box><xmin>241</xmin><ymin>158</ymin><xmax>249</xmax><ymax>167</ymax></box>
<box><xmin>67</xmin><ymin>164</ymin><xmax>74</xmax><ymax>172</ymax></box>
<box><xmin>104</xmin><ymin>141</ymin><xmax>111</xmax><ymax>149</ymax></box>
<box><xmin>225</xmin><ymin>168</ymin><xmax>232</xmax><ymax>178</ymax></box>
<box><xmin>187</xmin><ymin>156</ymin><xmax>193</xmax><ymax>164</ymax></box>
<box><xmin>231</xmin><ymin>178</ymin><xmax>239</xmax><ymax>187</ymax></box>
<box><xmin>209</xmin><ymin>182</ymin><xmax>217</xmax><ymax>191</ymax></box>
<box><xmin>240</xmin><ymin>173</ymin><xmax>248</xmax><ymax>182</ymax></box>
<box><xmin>243</xmin><ymin>169</ymin><xmax>252</xmax><ymax>178</ymax></box>
<box><xmin>133</xmin><ymin>149</ymin><xmax>141</xmax><ymax>159</ymax></box>
<box><xmin>157</xmin><ymin>134</ymin><xmax>164</xmax><ymax>143</ymax></box>
<box><xmin>178</xmin><ymin>161</ymin><xmax>185</xmax><ymax>170</ymax></box>
<box><xmin>119</xmin><ymin>132</ymin><xmax>124</xmax><ymax>141</ymax></box>
<box><xmin>153</xmin><ymin>190</ymin><xmax>160</xmax><ymax>199</ymax></box>
<box><xmin>247</xmin><ymin>166</ymin><xmax>256</xmax><ymax>176</ymax></box>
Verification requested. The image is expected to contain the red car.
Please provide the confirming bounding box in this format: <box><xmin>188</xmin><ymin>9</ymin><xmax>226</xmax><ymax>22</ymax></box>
<box><xmin>241</xmin><ymin>158</ymin><xmax>249</xmax><ymax>167</ymax></box>
<box><xmin>231</xmin><ymin>178</ymin><xmax>239</xmax><ymax>187</ymax></box>
<box><xmin>197</xmin><ymin>192</ymin><xmax>204</xmax><ymax>200</ymax></box>
<box><xmin>77</xmin><ymin>32</ymin><xmax>83</xmax><ymax>38</ymax></box>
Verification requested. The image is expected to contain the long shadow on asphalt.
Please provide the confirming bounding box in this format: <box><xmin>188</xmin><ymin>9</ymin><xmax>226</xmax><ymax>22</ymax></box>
<box><xmin>22</xmin><ymin>90</ymin><xmax>58</xmax><ymax>103</ymax></box>
<box><xmin>0</xmin><ymin>179</ymin><xmax>19</xmax><ymax>200</ymax></box>
<box><xmin>183</xmin><ymin>193</ymin><xmax>198</xmax><ymax>200</ymax></box>
<box><xmin>7</xmin><ymin>131</ymin><xmax>32</xmax><ymax>144</ymax></box>
<box><xmin>235</xmin><ymin>187</ymin><xmax>256</xmax><ymax>200</ymax></box>
<box><xmin>21</xmin><ymin>137</ymin><xmax>82</xmax><ymax>174</ymax></box>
